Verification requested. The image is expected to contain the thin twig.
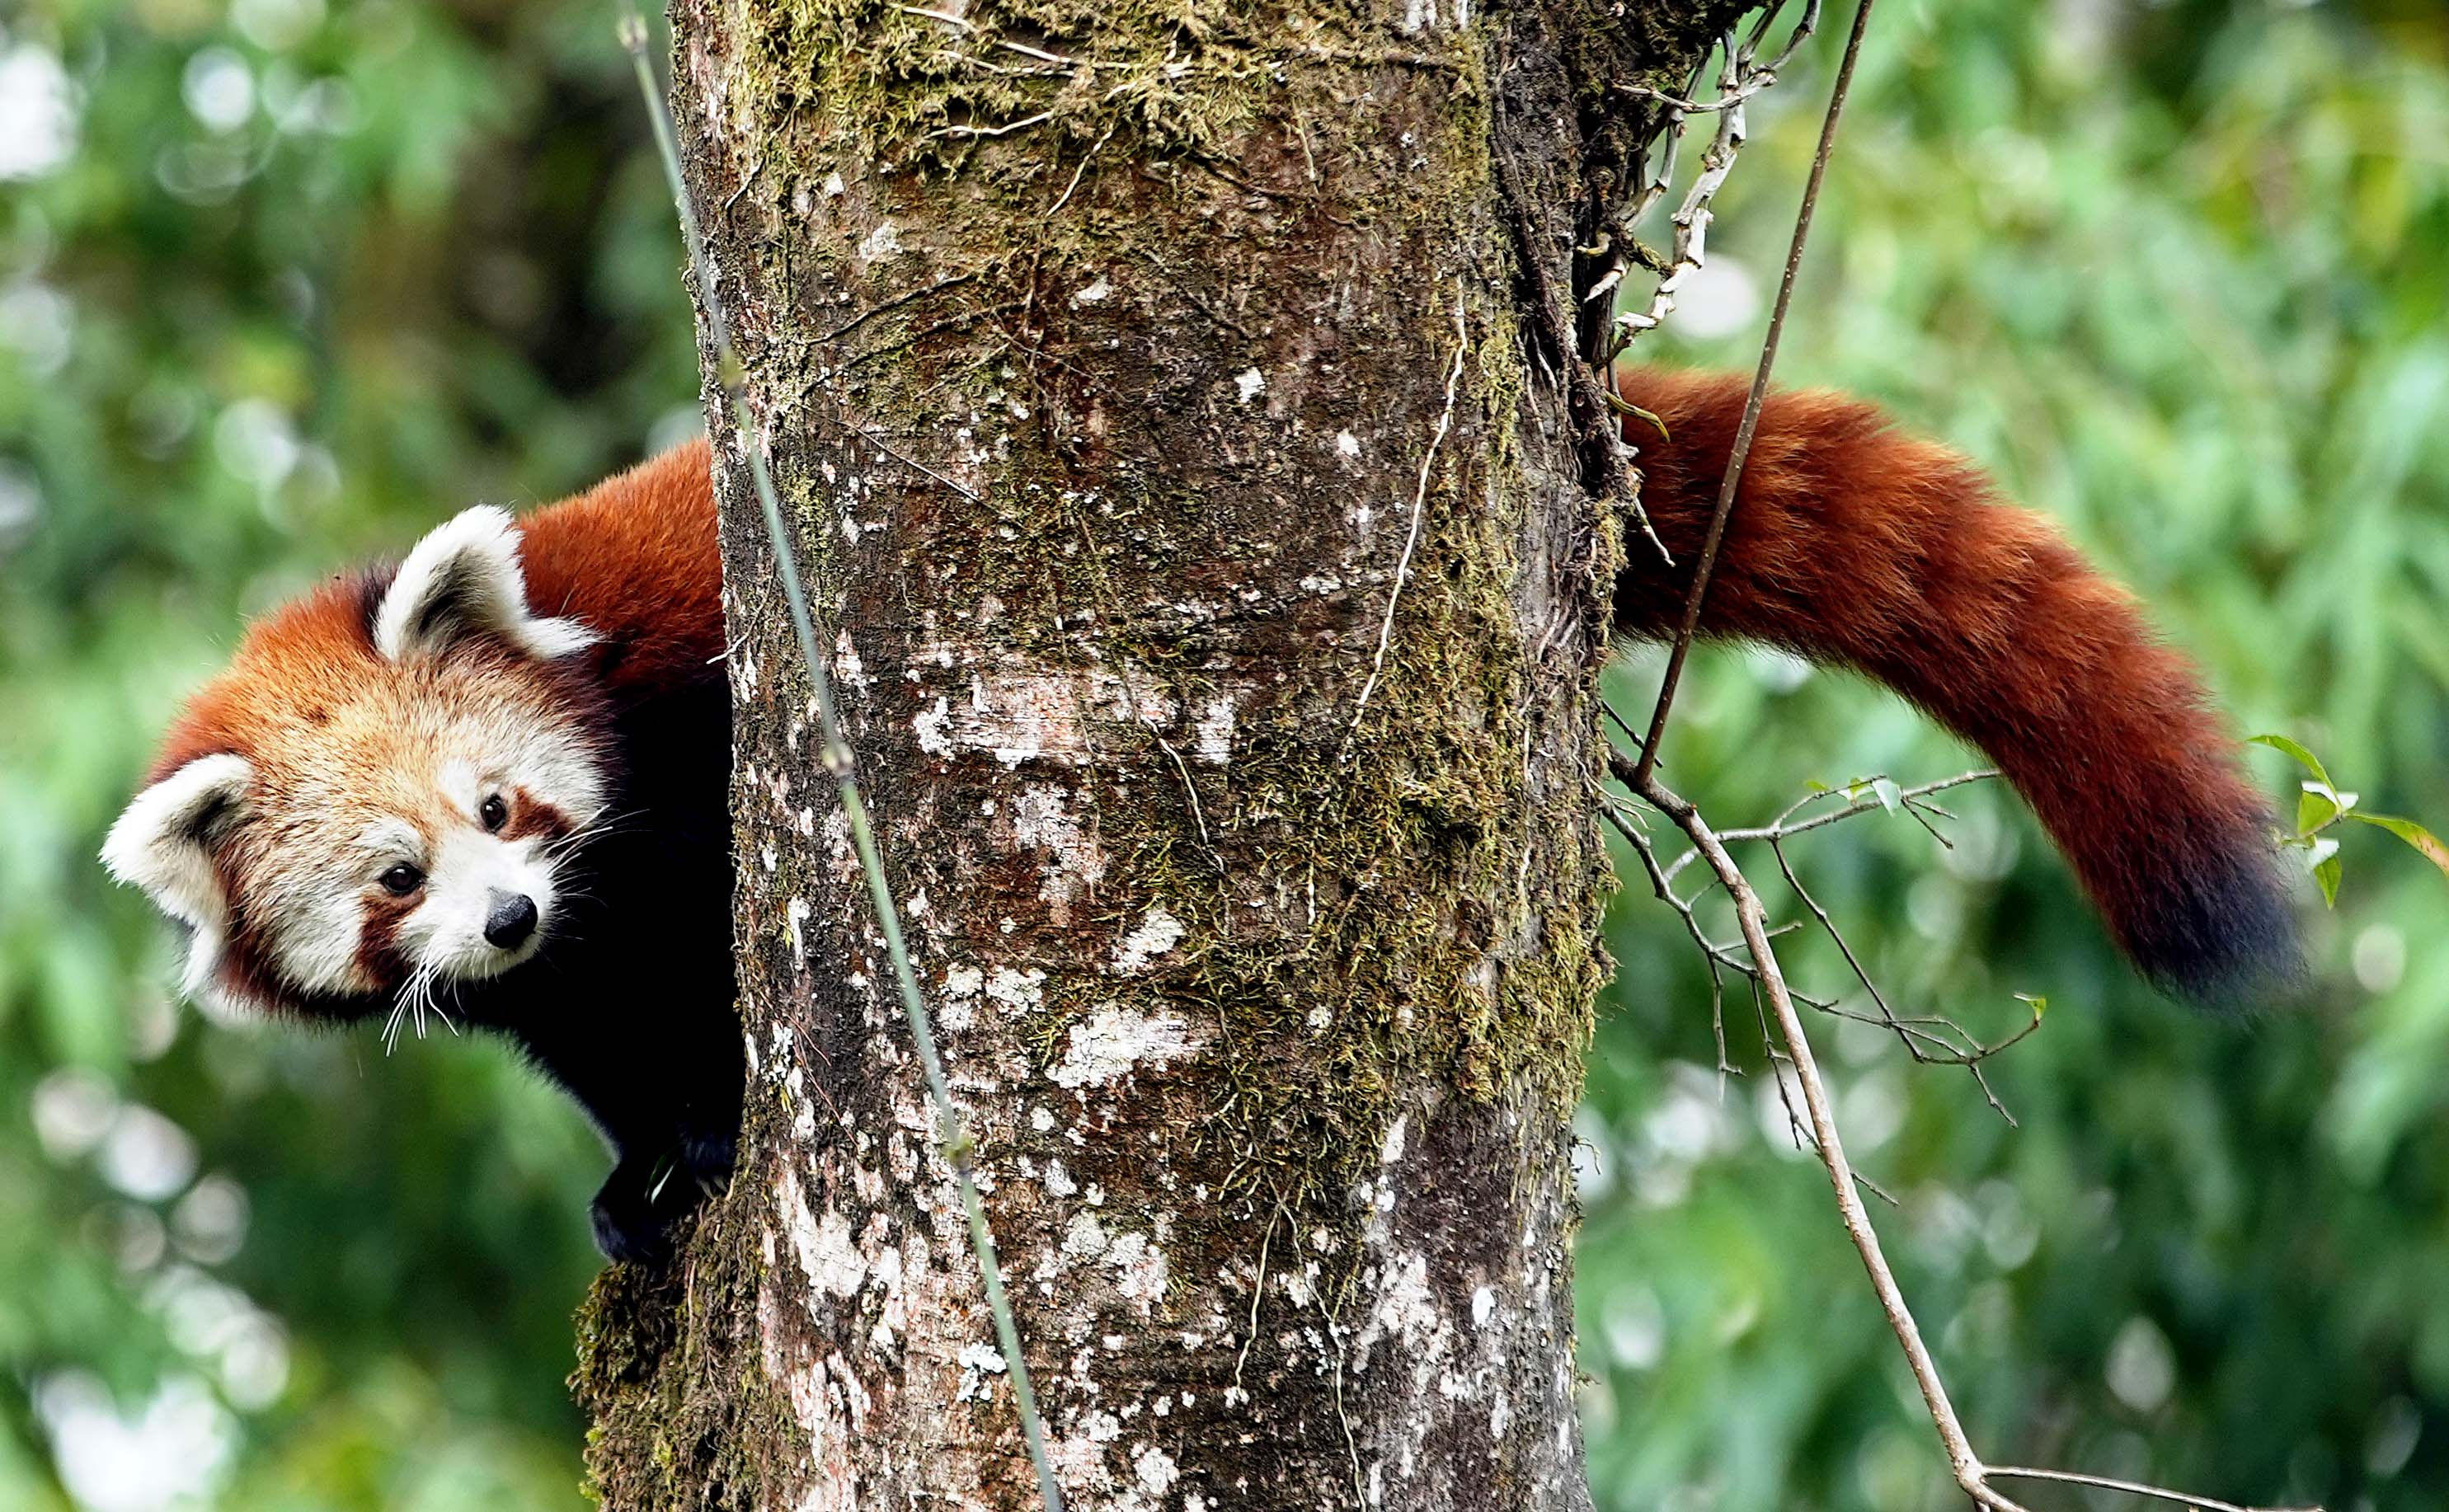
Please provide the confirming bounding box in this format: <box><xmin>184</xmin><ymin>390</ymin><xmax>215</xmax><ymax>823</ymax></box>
<box><xmin>810</xmin><ymin>272</ymin><xmax>976</xmax><ymax>345</ymax></box>
<box><xmin>1605</xmin><ymin>1</ymin><xmax>1821</xmax><ymax>336</ymax></box>
<box><xmin>895</xmin><ymin>3</ymin><xmax>1082</xmax><ymax>70</ymax></box>
<box><xmin>932</xmin><ymin>109</ymin><xmax>1056</xmax><ymax>142</ymax></box>
<box><xmin>1629</xmin><ymin>0</ymin><xmax>1874</xmax><ymax>788</ymax></box>
<box><xmin>1624</xmin><ymin>762</ymin><xmax>2032</xmax><ymax>1111</ymax></box>
<box><xmin>1766</xmin><ymin>831</ymin><xmax>2025</xmax><ymax>1121</ymax></box>
<box><xmin>619</xmin><ymin>14</ymin><xmax>1063</xmax><ymax>1511</ymax></box>
<box><xmin>1635</xmin><ymin>770</ymin><xmax>2000</xmax><ymax>1496</ymax></box>
<box><xmin>1606</xmin><ymin>761</ymin><xmax>2033</xmax><ymax>1076</ymax></box>
<box><xmin>1231</xmin><ymin>1204</ymin><xmax>1282</xmax><ymax>1392</ymax></box>
<box><xmin>1342</xmin><ymin>286</ymin><xmax>1467</xmax><ymax>759</ymax></box>
<box><xmin>1669</xmin><ymin>769</ymin><xmax>1998</xmax><ymax>870</ymax></box>
<box><xmin>1987</xmin><ymin>1467</ymin><xmax>2321</xmax><ymax>1512</ymax></box>
<box><xmin>1625</xmin><ymin>764</ymin><xmax>2316</xmax><ymax>1512</ymax></box>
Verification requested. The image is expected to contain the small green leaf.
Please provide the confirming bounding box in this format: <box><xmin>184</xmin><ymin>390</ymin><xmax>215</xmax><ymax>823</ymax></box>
<box><xmin>1873</xmin><ymin>777</ymin><xmax>1902</xmax><ymax>814</ymax></box>
<box><xmin>2251</xmin><ymin>734</ymin><xmax>2334</xmax><ymax>790</ymax></box>
<box><xmin>2307</xmin><ymin>836</ymin><xmax>2343</xmax><ymax>908</ymax></box>
<box><xmin>2013</xmin><ymin>992</ymin><xmax>2047</xmax><ymax>1019</ymax></box>
<box><xmin>2296</xmin><ymin>784</ymin><xmax>2339</xmax><ymax>835</ymax></box>
<box><xmin>1804</xmin><ymin>779</ymin><xmax>1830</xmax><ymax>794</ymax></box>
<box><xmin>2348</xmin><ymin>812</ymin><xmax>2449</xmax><ymax>881</ymax></box>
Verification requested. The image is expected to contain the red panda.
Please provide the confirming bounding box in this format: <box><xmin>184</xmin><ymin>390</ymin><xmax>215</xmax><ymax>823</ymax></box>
<box><xmin>104</xmin><ymin>441</ymin><xmax>732</xmax><ymax>1263</ymax></box>
<box><xmin>102</xmin><ymin>373</ymin><xmax>2296</xmax><ymax>1264</ymax></box>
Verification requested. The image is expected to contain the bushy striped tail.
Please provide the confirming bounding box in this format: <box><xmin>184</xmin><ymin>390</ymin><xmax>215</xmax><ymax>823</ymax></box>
<box><xmin>1613</xmin><ymin>367</ymin><xmax>2302</xmax><ymax>1003</ymax></box>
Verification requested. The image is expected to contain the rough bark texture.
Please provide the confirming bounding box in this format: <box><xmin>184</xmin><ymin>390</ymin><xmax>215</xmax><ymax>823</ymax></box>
<box><xmin>574</xmin><ymin>1</ymin><xmax>1747</xmax><ymax>1506</ymax></box>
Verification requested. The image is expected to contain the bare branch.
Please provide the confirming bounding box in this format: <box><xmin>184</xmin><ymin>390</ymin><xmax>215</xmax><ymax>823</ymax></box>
<box><xmin>1987</xmin><ymin>1467</ymin><xmax>2322</xmax><ymax>1512</ymax></box>
<box><xmin>1604</xmin><ymin>1</ymin><xmax>1823</xmax><ymax>329</ymax></box>
<box><xmin>1619</xmin><ymin>759</ymin><xmax>2318</xmax><ymax>1512</ymax></box>
<box><xmin>1657</xmin><ymin>769</ymin><xmax>1999</xmax><ymax>888</ymax></box>
<box><xmin>1608</xmin><ymin>754</ymin><xmax>2031</xmax><ymax>1103</ymax></box>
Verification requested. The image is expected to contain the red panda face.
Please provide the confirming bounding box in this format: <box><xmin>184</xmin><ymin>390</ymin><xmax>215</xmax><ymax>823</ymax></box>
<box><xmin>234</xmin><ymin>659</ymin><xmax>610</xmax><ymax>1007</ymax></box>
<box><xmin>106</xmin><ymin>505</ymin><xmax>611</xmax><ymax>1024</ymax></box>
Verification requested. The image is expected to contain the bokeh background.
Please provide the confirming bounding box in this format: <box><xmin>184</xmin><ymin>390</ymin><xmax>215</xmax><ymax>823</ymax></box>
<box><xmin>1</xmin><ymin>0</ymin><xmax>2443</xmax><ymax>1507</ymax></box>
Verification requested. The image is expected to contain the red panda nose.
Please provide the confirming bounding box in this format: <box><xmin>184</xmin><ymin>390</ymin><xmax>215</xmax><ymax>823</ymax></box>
<box><xmin>484</xmin><ymin>893</ymin><xmax>538</xmax><ymax>949</ymax></box>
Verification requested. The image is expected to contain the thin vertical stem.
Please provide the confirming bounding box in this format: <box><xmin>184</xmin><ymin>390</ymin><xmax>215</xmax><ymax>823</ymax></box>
<box><xmin>618</xmin><ymin>14</ymin><xmax>1064</xmax><ymax>1510</ymax></box>
<box><xmin>1631</xmin><ymin>0</ymin><xmax>1878</xmax><ymax>787</ymax></box>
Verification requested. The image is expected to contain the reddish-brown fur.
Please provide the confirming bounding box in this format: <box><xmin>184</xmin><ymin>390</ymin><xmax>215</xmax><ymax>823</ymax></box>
<box><xmin>518</xmin><ymin>437</ymin><xmax>725</xmax><ymax>701</ymax></box>
<box><xmin>131</xmin><ymin>439</ymin><xmax>740</xmax><ymax>1260</ymax></box>
<box><xmin>151</xmin><ymin>438</ymin><xmax>722</xmax><ymax>787</ymax></box>
<box><xmin>154</xmin><ymin>387</ymin><xmax>2290</xmax><ymax>1028</ymax></box>
<box><xmin>1614</xmin><ymin>368</ymin><xmax>2299</xmax><ymax>999</ymax></box>
<box><xmin>124</xmin><ymin>383</ymin><xmax>2293</xmax><ymax>1264</ymax></box>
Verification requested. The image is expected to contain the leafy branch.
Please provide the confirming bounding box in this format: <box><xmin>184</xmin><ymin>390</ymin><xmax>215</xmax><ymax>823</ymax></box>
<box><xmin>2255</xmin><ymin>733</ymin><xmax>2449</xmax><ymax>907</ymax></box>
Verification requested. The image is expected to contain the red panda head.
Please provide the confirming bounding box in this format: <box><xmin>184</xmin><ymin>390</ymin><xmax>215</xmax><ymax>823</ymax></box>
<box><xmin>104</xmin><ymin>505</ymin><xmax>613</xmax><ymax>1025</ymax></box>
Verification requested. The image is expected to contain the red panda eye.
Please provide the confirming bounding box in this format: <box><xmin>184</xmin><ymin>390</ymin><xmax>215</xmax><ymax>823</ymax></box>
<box><xmin>480</xmin><ymin>795</ymin><xmax>508</xmax><ymax>831</ymax></box>
<box><xmin>379</xmin><ymin>864</ymin><xmax>424</xmax><ymax>896</ymax></box>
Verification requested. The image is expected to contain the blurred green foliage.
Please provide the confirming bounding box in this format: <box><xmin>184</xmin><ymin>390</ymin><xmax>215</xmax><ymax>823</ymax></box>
<box><xmin>1</xmin><ymin>0</ymin><xmax>2444</xmax><ymax>1508</ymax></box>
<box><xmin>2</xmin><ymin>0</ymin><xmax>694</xmax><ymax>1505</ymax></box>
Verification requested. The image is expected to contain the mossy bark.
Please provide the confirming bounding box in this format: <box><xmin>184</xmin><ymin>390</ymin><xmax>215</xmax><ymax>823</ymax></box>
<box><xmin>574</xmin><ymin>1</ymin><xmax>1747</xmax><ymax>1506</ymax></box>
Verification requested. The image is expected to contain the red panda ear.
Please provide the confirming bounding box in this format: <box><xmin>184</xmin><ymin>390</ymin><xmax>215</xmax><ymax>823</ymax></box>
<box><xmin>373</xmin><ymin>505</ymin><xmax>596</xmax><ymax>664</ymax></box>
<box><xmin>102</xmin><ymin>753</ymin><xmax>253</xmax><ymax>1009</ymax></box>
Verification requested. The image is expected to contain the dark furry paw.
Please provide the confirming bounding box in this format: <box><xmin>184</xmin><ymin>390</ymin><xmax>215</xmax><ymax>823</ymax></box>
<box><xmin>590</xmin><ymin>1164</ymin><xmax>676</xmax><ymax>1266</ymax></box>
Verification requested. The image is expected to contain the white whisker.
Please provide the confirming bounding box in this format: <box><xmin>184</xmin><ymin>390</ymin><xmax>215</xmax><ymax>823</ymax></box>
<box><xmin>384</xmin><ymin>961</ymin><xmax>449</xmax><ymax>1054</ymax></box>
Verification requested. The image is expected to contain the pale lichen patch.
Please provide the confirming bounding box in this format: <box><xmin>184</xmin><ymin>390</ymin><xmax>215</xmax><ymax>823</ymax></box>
<box><xmin>985</xmin><ymin>965</ymin><xmax>1046</xmax><ymax>1013</ymax></box>
<box><xmin>778</xmin><ymin>1164</ymin><xmax>867</xmax><ymax>1301</ymax></box>
<box><xmin>1104</xmin><ymin>1230</ymin><xmax>1170</xmax><ymax>1315</ymax></box>
<box><xmin>954</xmin><ymin>1341</ymin><xmax>1007</xmax><ymax>1403</ymax></box>
<box><xmin>1192</xmin><ymin>695</ymin><xmax>1235</xmax><ymax>764</ymax></box>
<box><xmin>1133</xmin><ymin>1444</ymin><xmax>1179</xmax><ymax>1495</ymax></box>
<box><xmin>1378</xmin><ymin>1114</ymin><xmax>1408</xmax><ymax>1165</ymax></box>
<box><xmin>914</xmin><ymin>696</ymin><xmax>953</xmax><ymax>757</ymax></box>
<box><xmin>854</xmin><ymin>219</ymin><xmax>902</xmax><ymax>262</ymax></box>
<box><xmin>1110</xmin><ymin>907</ymin><xmax>1185</xmax><ymax>974</ymax></box>
<box><xmin>1008</xmin><ymin>785</ymin><xmax>1107</xmax><ymax>916</ymax></box>
<box><xmin>913</xmin><ymin>664</ymin><xmax>1179</xmax><ymax>768</ymax></box>
<box><xmin>1062</xmin><ymin>1211</ymin><xmax>1109</xmax><ymax>1261</ymax></box>
<box><xmin>1048</xmin><ymin>1007</ymin><xmax>1199</xmax><ymax>1091</ymax></box>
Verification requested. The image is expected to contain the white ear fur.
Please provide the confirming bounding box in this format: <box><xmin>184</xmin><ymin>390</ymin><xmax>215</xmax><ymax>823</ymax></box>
<box><xmin>102</xmin><ymin>754</ymin><xmax>254</xmax><ymax>1007</ymax></box>
<box><xmin>373</xmin><ymin>505</ymin><xmax>597</xmax><ymax>664</ymax></box>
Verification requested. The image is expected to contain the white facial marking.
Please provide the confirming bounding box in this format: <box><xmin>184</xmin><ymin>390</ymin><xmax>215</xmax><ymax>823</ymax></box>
<box><xmin>438</xmin><ymin>759</ymin><xmax>481</xmax><ymax>818</ymax></box>
<box><xmin>353</xmin><ymin>818</ymin><xmax>424</xmax><ymax>861</ymax></box>
<box><xmin>396</xmin><ymin>824</ymin><xmax>561</xmax><ymax>980</ymax></box>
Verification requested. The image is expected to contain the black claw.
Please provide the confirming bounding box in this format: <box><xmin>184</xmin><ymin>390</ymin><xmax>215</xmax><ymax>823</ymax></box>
<box><xmin>679</xmin><ymin>1127</ymin><xmax>737</xmax><ymax>1198</ymax></box>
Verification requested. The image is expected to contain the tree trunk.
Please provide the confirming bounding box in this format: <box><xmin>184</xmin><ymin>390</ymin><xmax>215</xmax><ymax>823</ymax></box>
<box><xmin>574</xmin><ymin>1</ymin><xmax>1748</xmax><ymax>1506</ymax></box>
